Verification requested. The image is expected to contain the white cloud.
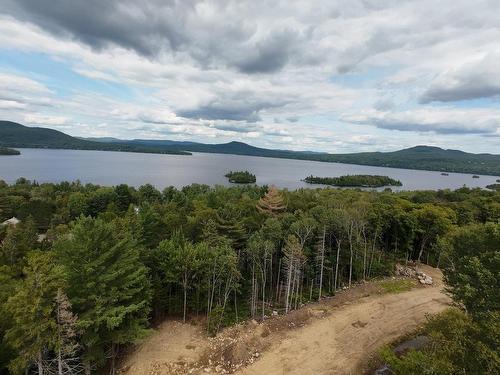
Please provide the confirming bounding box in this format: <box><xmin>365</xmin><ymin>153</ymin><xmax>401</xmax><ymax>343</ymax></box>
<box><xmin>0</xmin><ymin>1</ymin><xmax>499</xmax><ymax>153</ymax></box>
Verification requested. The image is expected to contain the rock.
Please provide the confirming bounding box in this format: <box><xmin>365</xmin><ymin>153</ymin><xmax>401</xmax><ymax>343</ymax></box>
<box><xmin>272</xmin><ymin>310</ymin><xmax>278</xmax><ymax>316</ymax></box>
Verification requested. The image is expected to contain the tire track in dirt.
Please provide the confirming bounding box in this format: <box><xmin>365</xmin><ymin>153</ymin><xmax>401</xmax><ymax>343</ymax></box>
<box><xmin>237</xmin><ymin>266</ymin><xmax>451</xmax><ymax>375</ymax></box>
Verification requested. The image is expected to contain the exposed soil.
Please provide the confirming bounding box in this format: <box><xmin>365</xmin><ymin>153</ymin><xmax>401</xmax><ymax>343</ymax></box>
<box><xmin>119</xmin><ymin>265</ymin><xmax>451</xmax><ymax>375</ymax></box>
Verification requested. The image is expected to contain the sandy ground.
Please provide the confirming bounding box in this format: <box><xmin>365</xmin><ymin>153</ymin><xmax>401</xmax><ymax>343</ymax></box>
<box><xmin>120</xmin><ymin>265</ymin><xmax>451</xmax><ymax>375</ymax></box>
<box><xmin>238</xmin><ymin>266</ymin><xmax>450</xmax><ymax>375</ymax></box>
<box><xmin>119</xmin><ymin>321</ymin><xmax>208</xmax><ymax>374</ymax></box>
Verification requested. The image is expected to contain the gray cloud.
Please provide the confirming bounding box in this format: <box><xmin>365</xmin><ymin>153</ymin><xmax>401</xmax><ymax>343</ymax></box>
<box><xmin>420</xmin><ymin>53</ymin><xmax>500</xmax><ymax>103</ymax></box>
<box><xmin>3</xmin><ymin>0</ymin><xmax>306</xmax><ymax>74</ymax></box>
<box><xmin>178</xmin><ymin>92</ymin><xmax>292</xmax><ymax>122</ymax></box>
<box><xmin>4</xmin><ymin>0</ymin><xmax>189</xmax><ymax>56</ymax></box>
<box><xmin>342</xmin><ymin>109</ymin><xmax>500</xmax><ymax>135</ymax></box>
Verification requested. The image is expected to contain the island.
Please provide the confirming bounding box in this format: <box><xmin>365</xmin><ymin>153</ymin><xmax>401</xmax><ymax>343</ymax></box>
<box><xmin>304</xmin><ymin>174</ymin><xmax>403</xmax><ymax>187</ymax></box>
<box><xmin>225</xmin><ymin>170</ymin><xmax>256</xmax><ymax>183</ymax></box>
<box><xmin>486</xmin><ymin>183</ymin><xmax>500</xmax><ymax>191</ymax></box>
<box><xmin>0</xmin><ymin>146</ymin><xmax>20</xmax><ymax>155</ymax></box>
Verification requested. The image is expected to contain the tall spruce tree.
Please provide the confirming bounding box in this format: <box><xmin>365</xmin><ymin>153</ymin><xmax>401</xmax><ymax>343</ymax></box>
<box><xmin>4</xmin><ymin>251</ymin><xmax>65</xmax><ymax>375</ymax></box>
<box><xmin>54</xmin><ymin>216</ymin><xmax>151</xmax><ymax>374</ymax></box>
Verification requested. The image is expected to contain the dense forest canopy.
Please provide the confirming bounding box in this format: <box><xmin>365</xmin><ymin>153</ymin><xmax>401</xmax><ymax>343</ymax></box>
<box><xmin>0</xmin><ymin>179</ymin><xmax>499</xmax><ymax>374</ymax></box>
<box><xmin>304</xmin><ymin>175</ymin><xmax>402</xmax><ymax>187</ymax></box>
<box><xmin>225</xmin><ymin>171</ymin><xmax>256</xmax><ymax>184</ymax></box>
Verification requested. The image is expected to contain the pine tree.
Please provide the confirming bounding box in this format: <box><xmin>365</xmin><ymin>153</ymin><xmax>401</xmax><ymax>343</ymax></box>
<box><xmin>54</xmin><ymin>216</ymin><xmax>151</xmax><ymax>374</ymax></box>
<box><xmin>256</xmin><ymin>185</ymin><xmax>286</xmax><ymax>217</ymax></box>
<box><xmin>4</xmin><ymin>251</ymin><xmax>65</xmax><ymax>375</ymax></box>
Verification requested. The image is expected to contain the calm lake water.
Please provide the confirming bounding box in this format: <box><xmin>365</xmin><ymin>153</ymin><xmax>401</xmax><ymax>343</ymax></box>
<box><xmin>0</xmin><ymin>148</ymin><xmax>498</xmax><ymax>191</ymax></box>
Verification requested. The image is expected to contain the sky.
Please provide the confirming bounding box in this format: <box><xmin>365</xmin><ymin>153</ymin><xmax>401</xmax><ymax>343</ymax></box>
<box><xmin>0</xmin><ymin>0</ymin><xmax>499</xmax><ymax>153</ymax></box>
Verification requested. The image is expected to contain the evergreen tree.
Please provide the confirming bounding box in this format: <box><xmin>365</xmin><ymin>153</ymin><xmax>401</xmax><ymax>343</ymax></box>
<box><xmin>54</xmin><ymin>216</ymin><xmax>151</xmax><ymax>374</ymax></box>
<box><xmin>4</xmin><ymin>251</ymin><xmax>65</xmax><ymax>375</ymax></box>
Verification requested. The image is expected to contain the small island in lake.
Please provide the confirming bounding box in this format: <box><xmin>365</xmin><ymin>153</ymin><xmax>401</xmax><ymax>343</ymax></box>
<box><xmin>304</xmin><ymin>174</ymin><xmax>403</xmax><ymax>187</ymax></box>
<box><xmin>0</xmin><ymin>146</ymin><xmax>20</xmax><ymax>155</ymax></box>
<box><xmin>472</xmin><ymin>175</ymin><xmax>480</xmax><ymax>179</ymax></box>
<box><xmin>225</xmin><ymin>170</ymin><xmax>256</xmax><ymax>183</ymax></box>
<box><xmin>486</xmin><ymin>183</ymin><xmax>500</xmax><ymax>191</ymax></box>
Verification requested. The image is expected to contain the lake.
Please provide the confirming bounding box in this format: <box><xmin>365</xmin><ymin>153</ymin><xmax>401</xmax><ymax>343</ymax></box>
<box><xmin>0</xmin><ymin>148</ymin><xmax>498</xmax><ymax>191</ymax></box>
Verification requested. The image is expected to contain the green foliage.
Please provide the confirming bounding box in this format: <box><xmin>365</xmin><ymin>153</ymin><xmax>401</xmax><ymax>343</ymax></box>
<box><xmin>0</xmin><ymin>218</ymin><xmax>38</xmax><ymax>273</ymax></box>
<box><xmin>4</xmin><ymin>251</ymin><xmax>65</xmax><ymax>374</ymax></box>
<box><xmin>382</xmin><ymin>309</ymin><xmax>500</xmax><ymax>375</ymax></box>
<box><xmin>442</xmin><ymin>223</ymin><xmax>500</xmax><ymax>317</ymax></box>
<box><xmin>54</xmin><ymin>216</ymin><xmax>151</xmax><ymax>365</ymax></box>
<box><xmin>486</xmin><ymin>183</ymin><xmax>500</xmax><ymax>191</ymax></box>
<box><xmin>0</xmin><ymin>179</ymin><xmax>499</xmax><ymax>373</ymax></box>
<box><xmin>379</xmin><ymin>279</ymin><xmax>416</xmax><ymax>294</ymax></box>
<box><xmin>304</xmin><ymin>174</ymin><xmax>402</xmax><ymax>187</ymax></box>
<box><xmin>225</xmin><ymin>171</ymin><xmax>256</xmax><ymax>184</ymax></box>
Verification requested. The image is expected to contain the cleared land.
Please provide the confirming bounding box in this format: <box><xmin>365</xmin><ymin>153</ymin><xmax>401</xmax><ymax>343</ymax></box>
<box><xmin>119</xmin><ymin>265</ymin><xmax>451</xmax><ymax>375</ymax></box>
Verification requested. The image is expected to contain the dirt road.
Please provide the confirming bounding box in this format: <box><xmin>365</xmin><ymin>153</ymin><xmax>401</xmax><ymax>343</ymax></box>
<box><xmin>238</xmin><ymin>266</ymin><xmax>450</xmax><ymax>375</ymax></box>
<box><xmin>120</xmin><ymin>265</ymin><xmax>451</xmax><ymax>375</ymax></box>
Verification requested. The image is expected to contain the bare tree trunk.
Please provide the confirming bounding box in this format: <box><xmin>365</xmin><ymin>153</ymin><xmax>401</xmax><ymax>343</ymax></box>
<box><xmin>348</xmin><ymin>221</ymin><xmax>354</xmax><ymax>288</ymax></box>
<box><xmin>318</xmin><ymin>225</ymin><xmax>326</xmax><ymax>300</ymax></box>
<box><xmin>362</xmin><ymin>228</ymin><xmax>367</xmax><ymax>281</ymax></box>
<box><xmin>84</xmin><ymin>360</ymin><xmax>91</xmax><ymax>375</ymax></box>
<box><xmin>182</xmin><ymin>272</ymin><xmax>188</xmax><ymax>323</ymax></box>
<box><xmin>58</xmin><ymin>347</ymin><xmax>63</xmax><ymax>375</ymax></box>
<box><xmin>335</xmin><ymin>240</ymin><xmax>341</xmax><ymax>291</ymax></box>
<box><xmin>262</xmin><ymin>256</ymin><xmax>267</xmax><ymax>321</ymax></box>
<box><xmin>285</xmin><ymin>255</ymin><xmax>294</xmax><ymax>314</ymax></box>
<box><xmin>109</xmin><ymin>343</ymin><xmax>116</xmax><ymax>375</ymax></box>
<box><xmin>276</xmin><ymin>258</ymin><xmax>281</xmax><ymax>304</ymax></box>
<box><xmin>37</xmin><ymin>351</ymin><xmax>43</xmax><ymax>375</ymax></box>
<box><xmin>417</xmin><ymin>237</ymin><xmax>427</xmax><ymax>262</ymax></box>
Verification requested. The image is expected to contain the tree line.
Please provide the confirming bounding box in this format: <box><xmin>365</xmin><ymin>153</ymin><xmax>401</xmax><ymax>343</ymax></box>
<box><xmin>0</xmin><ymin>178</ymin><xmax>499</xmax><ymax>374</ymax></box>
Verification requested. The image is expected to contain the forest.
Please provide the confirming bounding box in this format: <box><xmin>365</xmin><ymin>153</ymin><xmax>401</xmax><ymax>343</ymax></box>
<box><xmin>0</xmin><ymin>179</ymin><xmax>498</xmax><ymax>374</ymax></box>
<box><xmin>304</xmin><ymin>175</ymin><xmax>402</xmax><ymax>187</ymax></box>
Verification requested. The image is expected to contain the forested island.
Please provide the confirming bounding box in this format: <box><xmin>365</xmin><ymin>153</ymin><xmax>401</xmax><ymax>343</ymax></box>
<box><xmin>0</xmin><ymin>179</ymin><xmax>498</xmax><ymax>374</ymax></box>
<box><xmin>486</xmin><ymin>183</ymin><xmax>500</xmax><ymax>191</ymax></box>
<box><xmin>304</xmin><ymin>174</ymin><xmax>402</xmax><ymax>187</ymax></box>
<box><xmin>0</xmin><ymin>147</ymin><xmax>20</xmax><ymax>155</ymax></box>
<box><xmin>225</xmin><ymin>170</ymin><xmax>256</xmax><ymax>183</ymax></box>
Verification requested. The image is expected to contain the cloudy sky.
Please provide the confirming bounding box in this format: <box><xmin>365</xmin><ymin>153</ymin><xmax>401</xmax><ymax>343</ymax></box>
<box><xmin>1</xmin><ymin>0</ymin><xmax>499</xmax><ymax>153</ymax></box>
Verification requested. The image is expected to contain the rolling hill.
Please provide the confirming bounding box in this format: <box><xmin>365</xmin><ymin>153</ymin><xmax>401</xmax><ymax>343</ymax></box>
<box><xmin>1</xmin><ymin>120</ymin><xmax>499</xmax><ymax>176</ymax></box>
<box><xmin>0</xmin><ymin>121</ymin><xmax>189</xmax><ymax>155</ymax></box>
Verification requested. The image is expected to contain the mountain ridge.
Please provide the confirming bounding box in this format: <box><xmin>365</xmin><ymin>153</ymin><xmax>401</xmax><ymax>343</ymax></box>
<box><xmin>1</xmin><ymin>120</ymin><xmax>499</xmax><ymax>176</ymax></box>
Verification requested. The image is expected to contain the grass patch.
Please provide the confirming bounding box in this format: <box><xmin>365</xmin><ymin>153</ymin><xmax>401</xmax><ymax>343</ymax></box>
<box><xmin>379</xmin><ymin>279</ymin><xmax>416</xmax><ymax>294</ymax></box>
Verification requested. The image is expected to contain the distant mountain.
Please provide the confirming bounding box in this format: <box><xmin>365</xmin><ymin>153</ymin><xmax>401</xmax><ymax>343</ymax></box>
<box><xmin>1</xmin><ymin>120</ymin><xmax>499</xmax><ymax>176</ymax></box>
<box><xmin>0</xmin><ymin>121</ymin><xmax>189</xmax><ymax>155</ymax></box>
